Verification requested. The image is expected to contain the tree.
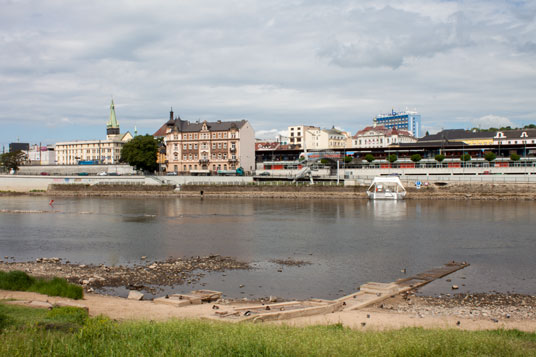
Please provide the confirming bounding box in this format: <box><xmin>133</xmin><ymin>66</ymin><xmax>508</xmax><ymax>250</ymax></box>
<box><xmin>120</xmin><ymin>135</ymin><xmax>159</xmax><ymax>172</ymax></box>
<box><xmin>387</xmin><ymin>154</ymin><xmax>398</xmax><ymax>163</ymax></box>
<box><xmin>364</xmin><ymin>154</ymin><xmax>375</xmax><ymax>163</ymax></box>
<box><xmin>0</xmin><ymin>151</ymin><xmax>26</xmax><ymax>172</ymax></box>
<box><xmin>484</xmin><ymin>151</ymin><xmax>496</xmax><ymax>162</ymax></box>
<box><xmin>320</xmin><ymin>158</ymin><xmax>330</xmax><ymax>164</ymax></box>
<box><xmin>510</xmin><ymin>153</ymin><xmax>520</xmax><ymax>161</ymax></box>
<box><xmin>343</xmin><ymin>156</ymin><xmax>352</xmax><ymax>164</ymax></box>
<box><xmin>434</xmin><ymin>154</ymin><xmax>445</xmax><ymax>163</ymax></box>
<box><xmin>410</xmin><ymin>154</ymin><xmax>422</xmax><ymax>163</ymax></box>
<box><xmin>460</xmin><ymin>153</ymin><xmax>471</xmax><ymax>162</ymax></box>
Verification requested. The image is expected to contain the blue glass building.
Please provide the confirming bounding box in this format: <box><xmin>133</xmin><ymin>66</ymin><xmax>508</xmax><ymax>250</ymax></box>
<box><xmin>373</xmin><ymin>110</ymin><xmax>421</xmax><ymax>138</ymax></box>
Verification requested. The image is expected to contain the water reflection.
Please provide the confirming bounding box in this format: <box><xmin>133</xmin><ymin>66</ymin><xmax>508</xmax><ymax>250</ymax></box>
<box><xmin>367</xmin><ymin>200</ymin><xmax>408</xmax><ymax>221</ymax></box>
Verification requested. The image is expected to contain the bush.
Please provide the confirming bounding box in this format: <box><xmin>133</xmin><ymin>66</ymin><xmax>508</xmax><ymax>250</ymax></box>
<box><xmin>343</xmin><ymin>156</ymin><xmax>352</xmax><ymax>163</ymax></box>
<box><xmin>410</xmin><ymin>154</ymin><xmax>422</xmax><ymax>163</ymax></box>
<box><xmin>387</xmin><ymin>154</ymin><xmax>398</xmax><ymax>163</ymax></box>
<box><xmin>364</xmin><ymin>154</ymin><xmax>375</xmax><ymax>163</ymax></box>
<box><xmin>460</xmin><ymin>153</ymin><xmax>471</xmax><ymax>162</ymax></box>
<box><xmin>484</xmin><ymin>152</ymin><xmax>496</xmax><ymax>162</ymax></box>
<box><xmin>0</xmin><ymin>271</ymin><xmax>83</xmax><ymax>300</ymax></box>
<box><xmin>510</xmin><ymin>153</ymin><xmax>520</xmax><ymax>161</ymax></box>
<box><xmin>435</xmin><ymin>154</ymin><xmax>445</xmax><ymax>163</ymax></box>
<box><xmin>47</xmin><ymin>306</ymin><xmax>88</xmax><ymax>326</ymax></box>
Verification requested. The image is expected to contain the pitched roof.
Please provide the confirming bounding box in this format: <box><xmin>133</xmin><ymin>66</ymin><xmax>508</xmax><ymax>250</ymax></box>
<box><xmin>153</xmin><ymin>117</ymin><xmax>247</xmax><ymax>137</ymax></box>
<box><xmin>419</xmin><ymin>129</ymin><xmax>495</xmax><ymax>142</ymax></box>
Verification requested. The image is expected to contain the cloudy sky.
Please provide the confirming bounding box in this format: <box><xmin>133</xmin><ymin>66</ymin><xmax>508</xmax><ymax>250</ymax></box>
<box><xmin>1</xmin><ymin>0</ymin><xmax>535</xmax><ymax>148</ymax></box>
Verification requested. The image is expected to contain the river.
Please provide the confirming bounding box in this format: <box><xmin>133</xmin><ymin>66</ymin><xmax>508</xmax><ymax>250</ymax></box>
<box><xmin>1</xmin><ymin>196</ymin><xmax>534</xmax><ymax>299</ymax></box>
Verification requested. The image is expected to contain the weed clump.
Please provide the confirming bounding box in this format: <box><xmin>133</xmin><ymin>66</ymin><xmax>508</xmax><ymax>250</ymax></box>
<box><xmin>0</xmin><ymin>271</ymin><xmax>83</xmax><ymax>299</ymax></box>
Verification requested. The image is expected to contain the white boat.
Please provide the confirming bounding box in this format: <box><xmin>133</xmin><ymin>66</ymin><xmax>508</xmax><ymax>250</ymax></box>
<box><xmin>367</xmin><ymin>176</ymin><xmax>406</xmax><ymax>200</ymax></box>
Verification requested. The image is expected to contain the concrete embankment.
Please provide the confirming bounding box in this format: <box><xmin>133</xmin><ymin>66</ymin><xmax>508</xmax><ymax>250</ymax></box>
<box><xmin>40</xmin><ymin>182</ymin><xmax>536</xmax><ymax>200</ymax></box>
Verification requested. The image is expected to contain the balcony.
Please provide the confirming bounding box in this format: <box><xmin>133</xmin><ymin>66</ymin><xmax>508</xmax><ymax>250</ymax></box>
<box><xmin>228</xmin><ymin>158</ymin><xmax>238</xmax><ymax>163</ymax></box>
<box><xmin>199</xmin><ymin>158</ymin><xmax>209</xmax><ymax>164</ymax></box>
<box><xmin>230</xmin><ymin>147</ymin><xmax>236</xmax><ymax>152</ymax></box>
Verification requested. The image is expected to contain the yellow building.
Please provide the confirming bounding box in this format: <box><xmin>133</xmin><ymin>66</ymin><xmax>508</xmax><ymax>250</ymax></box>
<box><xmin>55</xmin><ymin>100</ymin><xmax>132</xmax><ymax>165</ymax></box>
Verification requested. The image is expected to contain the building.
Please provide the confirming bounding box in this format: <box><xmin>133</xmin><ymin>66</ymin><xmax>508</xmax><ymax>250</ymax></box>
<box><xmin>155</xmin><ymin>110</ymin><xmax>255</xmax><ymax>174</ymax></box>
<box><xmin>288</xmin><ymin>125</ymin><xmax>319</xmax><ymax>149</ymax></box>
<box><xmin>55</xmin><ymin>100</ymin><xmax>133</xmax><ymax>165</ymax></box>
<box><xmin>28</xmin><ymin>145</ymin><xmax>56</xmax><ymax>165</ymax></box>
<box><xmin>373</xmin><ymin>109</ymin><xmax>421</xmax><ymax>138</ymax></box>
<box><xmin>9</xmin><ymin>142</ymin><xmax>29</xmax><ymax>153</ymax></box>
<box><xmin>352</xmin><ymin>125</ymin><xmax>417</xmax><ymax>148</ymax></box>
<box><xmin>304</xmin><ymin>127</ymin><xmax>350</xmax><ymax>150</ymax></box>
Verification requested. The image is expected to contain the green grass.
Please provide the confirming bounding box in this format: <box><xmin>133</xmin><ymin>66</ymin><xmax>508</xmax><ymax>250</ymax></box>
<box><xmin>0</xmin><ymin>271</ymin><xmax>83</xmax><ymax>299</ymax></box>
<box><xmin>0</xmin><ymin>302</ymin><xmax>535</xmax><ymax>356</ymax></box>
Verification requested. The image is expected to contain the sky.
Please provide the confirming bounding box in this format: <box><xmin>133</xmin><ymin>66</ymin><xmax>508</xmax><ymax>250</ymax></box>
<box><xmin>1</xmin><ymin>0</ymin><xmax>535</xmax><ymax>149</ymax></box>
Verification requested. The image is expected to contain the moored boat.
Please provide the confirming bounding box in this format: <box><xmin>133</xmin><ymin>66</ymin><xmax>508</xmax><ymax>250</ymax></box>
<box><xmin>367</xmin><ymin>176</ymin><xmax>406</xmax><ymax>200</ymax></box>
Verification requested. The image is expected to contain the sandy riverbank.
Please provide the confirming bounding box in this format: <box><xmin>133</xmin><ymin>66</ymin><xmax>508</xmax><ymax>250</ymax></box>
<box><xmin>2</xmin><ymin>289</ymin><xmax>535</xmax><ymax>332</ymax></box>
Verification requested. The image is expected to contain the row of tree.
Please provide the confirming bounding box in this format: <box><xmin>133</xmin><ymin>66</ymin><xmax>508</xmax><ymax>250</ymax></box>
<box><xmin>361</xmin><ymin>152</ymin><xmax>521</xmax><ymax>164</ymax></box>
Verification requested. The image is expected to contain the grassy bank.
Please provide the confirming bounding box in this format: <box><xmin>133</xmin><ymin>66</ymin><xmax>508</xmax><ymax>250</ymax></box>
<box><xmin>0</xmin><ymin>271</ymin><xmax>83</xmax><ymax>300</ymax></box>
<box><xmin>0</xmin><ymin>303</ymin><xmax>534</xmax><ymax>356</ymax></box>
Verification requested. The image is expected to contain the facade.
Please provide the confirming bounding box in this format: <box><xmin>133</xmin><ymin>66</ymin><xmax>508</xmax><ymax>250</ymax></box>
<box><xmin>9</xmin><ymin>142</ymin><xmax>29</xmax><ymax>153</ymax></box>
<box><xmin>352</xmin><ymin>125</ymin><xmax>417</xmax><ymax>148</ymax></box>
<box><xmin>55</xmin><ymin>100</ymin><xmax>133</xmax><ymax>165</ymax></box>
<box><xmin>373</xmin><ymin>110</ymin><xmax>421</xmax><ymax>138</ymax></box>
<box><xmin>28</xmin><ymin>145</ymin><xmax>56</xmax><ymax>165</ymax></box>
<box><xmin>304</xmin><ymin>127</ymin><xmax>349</xmax><ymax>150</ymax></box>
<box><xmin>156</xmin><ymin>110</ymin><xmax>255</xmax><ymax>174</ymax></box>
<box><xmin>288</xmin><ymin>125</ymin><xmax>319</xmax><ymax>149</ymax></box>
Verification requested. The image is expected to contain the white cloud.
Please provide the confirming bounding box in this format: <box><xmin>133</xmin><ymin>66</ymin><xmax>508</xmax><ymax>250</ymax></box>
<box><xmin>0</xmin><ymin>0</ymin><xmax>535</xmax><ymax>146</ymax></box>
<box><xmin>472</xmin><ymin>115</ymin><xmax>515</xmax><ymax>129</ymax></box>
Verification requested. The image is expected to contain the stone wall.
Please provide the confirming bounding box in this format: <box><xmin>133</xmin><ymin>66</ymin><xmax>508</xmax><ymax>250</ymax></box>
<box><xmin>48</xmin><ymin>184</ymin><xmax>176</xmax><ymax>192</ymax></box>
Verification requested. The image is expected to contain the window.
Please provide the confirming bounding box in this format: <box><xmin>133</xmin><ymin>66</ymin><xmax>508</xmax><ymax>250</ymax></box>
<box><xmin>188</xmin><ymin>144</ymin><xmax>192</xmax><ymax>149</ymax></box>
<box><xmin>183</xmin><ymin>155</ymin><xmax>187</xmax><ymax>160</ymax></box>
<box><xmin>183</xmin><ymin>144</ymin><xmax>187</xmax><ymax>150</ymax></box>
<box><xmin>194</xmin><ymin>165</ymin><xmax>197</xmax><ymax>169</ymax></box>
<box><xmin>183</xmin><ymin>165</ymin><xmax>186</xmax><ymax>171</ymax></box>
<box><xmin>173</xmin><ymin>134</ymin><xmax>178</xmax><ymax>140</ymax></box>
<box><xmin>189</xmin><ymin>165</ymin><xmax>192</xmax><ymax>170</ymax></box>
<box><xmin>189</xmin><ymin>154</ymin><xmax>193</xmax><ymax>160</ymax></box>
<box><xmin>194</xmin><ymin>133</ymin><xmax>198</xmax><ymax>139</ymax></box>
<box><xmin>189</xmin><ymin>134</ymin><xmax>192</xmax><ymax>139</ymax></box>
<box><xmin>223</xmin><ymin>154</ymin><xmax>227</xmax><ymax>159</ymax></box>
<box><xmin>212</xmin><ymin>143</ymin><xmax>216</xmax><ymax>149</ymax></box>
<box><xmin>218</xmin><ymin>143</ymin><xmax>222</xmax><ymax>149</ymax></box>
<box><xmin>218</xmin><ymin>133</ymin><xmax>222</xmax><ymax>138</ymax></box>
<box><xmin>224</xmin><ymin>164</ymin><xmax>227</xmax><ymax>170</ymax></box>
<box><xmin>194</xmin><ymin>154</ymin><xmax>198</xmax><ymax>159</ymax></box>
<box><xmin>194</xmin><ymin>143</ymin><xmax>198</xmax><ymax>149</ymax></box>
<box><xmin>213</xmin><ymin>165</ymin><xmax>216</xmax><ymax>170</ymax></box>
<box><xmin>174</xmin><ymin>165</ymin><xmax>178</xmax><ymax>172</ymax></box>
<box><xmin>212</xmin><ymin>153</ymin><xmax>216</xmax><ymax>159</ymax></box>
<box><xmin>212</xmin><ymin>133</ymin><xmax>216</xmax><ymax>139</ymax></box>
<box><xmin>223</xmin><ymin>133</ymin><xmax>227</xmax><ymax>138</ymax></box>
<box><xmin>218</xmin><ymin>153</ymin><xmax>222</xmax><ymax>159</ymax></box>
<box><xmin>223</xmin><ymin>143</ymin><xmax>227</xmax><ymax>149</ymax></box>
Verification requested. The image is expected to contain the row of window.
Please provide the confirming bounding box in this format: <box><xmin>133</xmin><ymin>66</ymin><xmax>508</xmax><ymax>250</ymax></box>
<box><xmin>173</xmin><ymin>164</ymin><xmax>231</xmax><ymax>172</ymax></box>
<box><xmin>173</xmin><ymin>153</ymin><xmax>237</xmax><ymax>161</ymax></box>
<box><xmin>174</xmin><ymin>142</ymin><xmax>236</xmax><ymax>150</ymax></box>
<box><xmin>172</xmin><ymin>132</ymin><xmax>238</xmax><ymax>140</ymax></box>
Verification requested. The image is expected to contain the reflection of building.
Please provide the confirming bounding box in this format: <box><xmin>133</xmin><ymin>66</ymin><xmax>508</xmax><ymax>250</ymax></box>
<box><xmin>55</xmin><ymin>100</ymin><xmax>132</xmax><ymax>165</ymax></box>
<box><xmin>374</xmin><ymin>110</ymin><xmax>421</xmax><ymax>138</ymax></box>
<box><xmin>154</xmin><ymin>110</ymin><xmax>255</xmax><ymax>174</ymax></box>
<box><xmin>352</xmin><ymin>125</ymin><xmax>417</xmax><ymax>148</ymax></box>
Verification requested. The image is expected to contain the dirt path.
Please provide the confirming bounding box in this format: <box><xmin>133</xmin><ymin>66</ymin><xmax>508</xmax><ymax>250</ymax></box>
<box><xmin>2</xmin><ymin>290</ymin><xmax>535</xmax><ymax>332</ymax></box>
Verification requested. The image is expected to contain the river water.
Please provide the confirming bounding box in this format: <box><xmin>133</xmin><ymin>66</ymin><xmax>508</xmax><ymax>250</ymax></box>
<box><xmin>1</xmin><ymin>196</ymin><xmax>535</xmax><ymax>300</ymax></box>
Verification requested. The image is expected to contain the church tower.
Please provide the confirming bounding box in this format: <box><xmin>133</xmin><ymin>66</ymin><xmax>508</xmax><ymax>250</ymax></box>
<box><xmin>106</xmin><ymin>99</ymin><xmax>120</xmax><ymax>139</ymax></box>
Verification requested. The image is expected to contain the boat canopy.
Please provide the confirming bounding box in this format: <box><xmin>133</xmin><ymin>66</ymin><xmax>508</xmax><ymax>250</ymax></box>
<box><xmin>367</xmin><ymin>176</ymin><xmax>406</xmax><ymax>190</ymax></box>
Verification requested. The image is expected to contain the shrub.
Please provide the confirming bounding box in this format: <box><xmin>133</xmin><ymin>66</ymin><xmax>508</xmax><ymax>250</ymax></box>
<box><xmin>510</xmin><ymin>153</ymin><xmax>520</xmax><ymax>161</ymax></box>
<box><xmin>364</xmin><ymin>154</ymin><xmax>375</xmax><ymax>163</ymax></box>
<box><xmin>387</xmin><ymin>154</ymin><xmax>398</xmax><ymax>163</ymax></box>
<box><xmin>410</xmin><ymin>154</ymin><xmax>422</xmax><ymax>163</ymax></box>
<box><xmin>47</xmin><ymin>306</ymin><xmax>88</xmax><ymax>325</ymax></box>
<box><xmin>484</xmin><ymin>152</ymin><xmax>496</xmax><ymax>162</ymax></box>
<box><xmin>435</xmin><ymin>154</ymin><xmax>445</xmax><ymax>163</ymax></box>
<box><xmin>460</xmin><ymin>153</ymin><xmax>471</xmax><ymax>162</ymax></box>
<box><xmin>343</xmin><ymin>156</ymin><xmax>352</xmax><ymax>163</ymax></box>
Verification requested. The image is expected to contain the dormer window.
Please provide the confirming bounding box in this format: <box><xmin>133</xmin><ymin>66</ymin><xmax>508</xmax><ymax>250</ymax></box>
<box><xmin>521</xmin><ymin>132</ymin><xmax>528</xmax><ymax>138</ymax></box>
<box><xmin>495</xmin><ymin>131</ymin><xmax>505</xmax><ymax>138</ymax></box>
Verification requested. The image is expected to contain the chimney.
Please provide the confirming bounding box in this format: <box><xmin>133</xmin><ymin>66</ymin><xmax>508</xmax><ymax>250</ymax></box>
<box><xmin>170</xmin><ymin>107</ymin><xmax>174</xmax><ymax>120</ymax></box>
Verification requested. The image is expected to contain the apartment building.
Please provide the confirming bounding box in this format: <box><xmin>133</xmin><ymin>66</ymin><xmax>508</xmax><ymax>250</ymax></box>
<box><xmin>155</xmin><ymin>110</ymin><xmax>255</xmax><ymax>174</ymax></box>
<box><xmin>288</xmin><ymin>125</ymin><xmax>319</xmax><ymax>149</ymax></box>
<box><xmin>55</xmin><ymin>100</ymin><xmax>132</xmax><ymax>165</ymax></box>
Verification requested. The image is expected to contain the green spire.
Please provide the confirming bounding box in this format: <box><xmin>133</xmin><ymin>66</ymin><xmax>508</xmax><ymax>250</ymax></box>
<box><xmin>107</xmin><ymin>99</ymin><xmax>119</xmax><ymax>128</ymax></box>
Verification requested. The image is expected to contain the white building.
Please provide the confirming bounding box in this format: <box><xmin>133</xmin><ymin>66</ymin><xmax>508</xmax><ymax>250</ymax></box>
<box><xmin>352</xmin><ymin>125</ymin><xmax>417</xmax><ymax>148</ymax></box>
<box><xmin>288</xmin><ymin>125</ymin><xmax>319</xmax><ymax>149</ymax></box>
<box><xmin>55</xmin><ymin>100</ymin><xmax>133</xmax><ymax>165</ymax></box>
